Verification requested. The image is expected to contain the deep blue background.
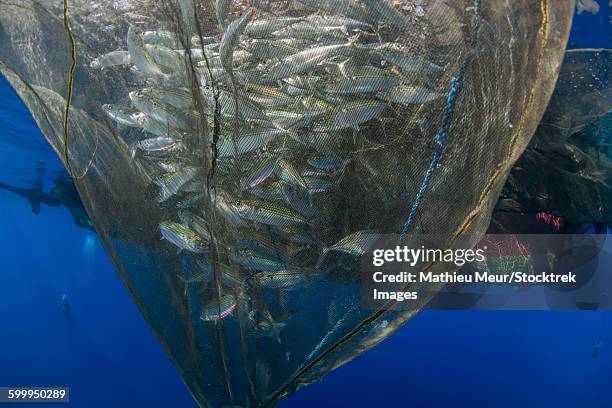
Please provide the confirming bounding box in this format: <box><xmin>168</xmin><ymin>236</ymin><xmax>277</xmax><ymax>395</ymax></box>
<box><xmin>0</xmin><ymin>4</ymin><xmax>611</xmax><ymax>407</ymax></box>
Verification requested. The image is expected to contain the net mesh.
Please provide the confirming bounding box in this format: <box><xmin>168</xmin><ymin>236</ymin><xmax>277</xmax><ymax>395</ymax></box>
<box><xmin>0</xmin><ymin>1</ymin><xmax>574</xmax><ymax>406</ymax></box>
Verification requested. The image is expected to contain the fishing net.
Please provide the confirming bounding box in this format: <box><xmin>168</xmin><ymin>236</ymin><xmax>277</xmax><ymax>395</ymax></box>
<box><xmin>0</xmin><ymin>1</ymin><xmax>574</xmax><ymax>406</ymax></box>
<box><xmin>495</xmin><ymin>48</ymin><xmax>612</xmax><ymax>228</ymax></box>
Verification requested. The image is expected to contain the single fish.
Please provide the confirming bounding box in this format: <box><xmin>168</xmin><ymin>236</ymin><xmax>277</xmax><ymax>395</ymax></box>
<box><xmin>200</xmin><ymin>294</ymin><xmax>237</xmax><ymax>322</ymax></box>
<box><xmin>361</xmin><ymin>0</ymin><xmax>411</xmax><ymax>31</ymax></box>
<box><xmin>159</xmin><ymin>220</ymin><xmax>207</xmax><ymax>253</ymax></box>
<box><xmin>178</xmin><ymin>210</ymin><xmax>212</xmax><ymax>242</ymax></box>
<box><xmin>266</xmin><ymin>43</ymin><xmax>354</xmax><ymax>81</ymax></box>
<box><xmin>154</xmin><ymin>167</ymin><xmax>198</xmax><ymax>202</ymax></box>
<box><xmin>131</xmin><ymin>136</ymin><xmax>184</xmax><ymax>158</ymax></box>
<box><xmin>158</xmin><ymin>161</ymin><xmax>183</xmax><ymax>173</ymax></box>
<box><xmin>90</xmin><ymin>50</ymin><xmax>131</xmax><ymax>69</ymax></box>
<box><xmin>231</xmin><ymin>197</ymin><xmax>309</xmax><ymax>227</ymax></box>
<box><xmin>307</xmin><ymin>155</ymin><xmax>350</xmax><ymax>170</ymax></box>
<box><xmin>304</xmin><ymin>176</ymin><xmax>334</xmax><ymax>194</ymax></box>
<box><xmin>296</xmin><ymin>0</ymin><xmax>372</xmax><ymax>24</ymax></box>
<box><xmin>277</xmin><ymin>159</ymin><xmax>309</xmax><ymax>191</ymax></box>
<box><xmin>145</xmin><ymin>87</ymin><xmax>193</xmax><ymax>110</ymax></box>
<box><xmin>210</xmin><ymin>190</ymin><xmax>249</xmax><ymax>227</ymax></box>
<box><xmin>229</xmin><ymin>249</ymin><xmax>289</xmax><ymax>272</ymax></box>
<box><xmin>244</xmin><ymin>39</ymin><xmax>299</xmax><ymax>61</ymax></box>
<box><xmin>127</xmin><ymin>26</ymin><xmax>169</xmax><ymax>78</ymax></box>
<box><xmin>141</xmin><ymin>30</ymin><xmax>179</xmax><ymax>48</ymax></box>
<box><xmin>145</xmin><ymin>44</ymin><xmax>185</xmax><ymax>72</ymax></box>
<box><xmin>215</xmin><ymin>128</ymin><xmax>288</xmax><ymax>158</ymax></box>
<box><xmin>220</xmin><ymin>10</ymin><xmax>254</xmax><ymax>73</ymax></box>
<box><xmin>140</xmin><ymin>116</ymin><xmax>185</xmax><ymax>140</ymax></box>
<box><xmin>245</xmin><ymin>83</ymin><xmax>293</xmax><ymax>107</ymax></box>
<box><xmin>323</xmin><ymin>75</ymin><xmax>399</xmax><ymax>94</ymax></box>
<box><xmin>177</xmin><ymin>267</ymin><xmax>213</xmax><ymax>295</ymax></box>
<box><xmin>129</xmin><ymin>90</ymin><xmax>190</xmax><ymax>129</ymax></box>
<box><xmin>102</xmin><ymin>104</ymin><xmax>144</xmax><ymax>127</ymax></box>
<box><xmin>314</xmin><ymin>100</ymin><xmax>388</xmax><ymax>132</ymax></box>
<box><xmin>244</xmin><ymin>17</ymin><xmax>304</xmax><ymax>38</ymax></box>
<box><xmin>241</xmin><ymin>155</ymin><xmax>279</xmax><ymax>189</ymax></box>
<box><xmin>250</xmin><ymin>269</ymin><xmax>321</xmax><ymax>290</ymax></box>
<box><xmin>316</xmin><ymin>230</ymin><xmax>381</xmax><ymax>267</ymax></box>
<box><xmin>305</xmin><ymin>15</ymin><xmax>373</xmax><ymax>33</ymax></box>
<box><xmin>377</xmin><ymin>85</ymin><xmax>443</xmax><ymax>106</ymax></box>
<box><xmin>375</xmin><ymin>44</ymin><xmax>442</xmax><ymax>75</ymax></box>
<box><xmin>271</xmin><ymin>22</ymin><xmax>347</xmax><ymax>42</ymax></box>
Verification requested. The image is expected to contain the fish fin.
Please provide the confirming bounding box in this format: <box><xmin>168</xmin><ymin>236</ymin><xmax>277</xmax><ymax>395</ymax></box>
<box><xmin>129</xmin><ymin>144</ymin><xmax>137</xmax><ymax>160</ymax></box>
<box><xmin>27</xmin><ymin>198</ymin><xmax>41</xmax><ymax>215</ymax></box>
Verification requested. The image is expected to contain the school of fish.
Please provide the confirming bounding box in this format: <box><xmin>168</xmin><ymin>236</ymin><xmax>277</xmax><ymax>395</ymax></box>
<box><xmin>93</xmin><ymin>0</ymin><xmax>443</xmax><ymax>338</ymax></box>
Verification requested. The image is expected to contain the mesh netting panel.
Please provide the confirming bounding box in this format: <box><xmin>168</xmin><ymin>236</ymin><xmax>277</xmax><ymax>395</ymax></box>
<box><xmin>0</xmin><ymin>1</ymin><xmax>574</xmax><ymax>406</ymax></box>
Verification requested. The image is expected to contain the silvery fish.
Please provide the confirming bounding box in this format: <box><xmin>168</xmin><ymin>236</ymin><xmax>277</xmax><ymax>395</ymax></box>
<box><xmin>131</xmin><ymin>136</ymin><xmax>184</xmax><ymax>158</ymax></box>
<box><xmin>271</xmin><ymin>22</ymin><xmax>347</xmax><ymax>42</ymax></box>
<box><xmin>159</xmin><ymin>220</ymin><xmax>207</xmax><ymax>253</ymax></box>
<box><xmin>323</xmin><ymin>74</ymin><xmax>399</xmax><ymax>94</ymax></box>
<box><xmin>241</xmin><ymin>155</ymin><xmax>279</xmax><ymax>189</ymax></box>
<box><xmin>177</xmin><ymin>210</ymin><xmax>212</xmax><ymax>242</ymax></box>
<box><xmin>102</xmin><ymin>104</ymin><xmax>144</xmax><ymax>127</ymax></box>
<box><xmin>277</xmin><ymin>159</ymin><xmax>309</xmax><ymax>191</ymax></box>
<box><xmin>215</xmin><ymin>128</ymin><xmax>289</xmax><ymax>158</ymax></box>
<box><xmin>304</xmin><ymin>177</ymin><xmax>334</xmax><ymax>194</ymax></box>
<box><xmin>305</xmin><ymin>15</ymin><xmax>373</xmax><ymax>33</ymax></box>
<box><xmin>219</xmin><ymin>10</ymin><xmax>254</xmax><ymax>73</ymax></box>
<box><xmin>314</xmin><ymin>100</ymin><xmax>388</xmax><ymax>132</ymax></box>
<box><xmin>245</xmin><ymin>84</ymin><xmax>293</xmax><ymax>107</ymax></box>
<box><xmin>158</xmin><ymin>161</ymin><xmax>183</xmax><ymax>173</ymax></box>
<box><xmin>210</xmin><ymin>190</ymin><xmax>249</xmax><ymax>227</ymax></box>
<box><xmin>127</xmin><ymin>26</ymin><xmax>169</xmax><ymax>78</ymax></box>
<box><xmin>229</xmin><ymin>249</ymin><xmax>289</xmax><ymax>272</ymax></box>
<box><xmin>377</xmin><ymin>85</ymin><xmax>443</xmax><ymax>106</ymax></box>
<box><xmin>145</xmin><ymin>44</ymin><xmax>185</xmax><ymax>72</ymax></box>
<box><xmin>154</xmin><ymin>167</ymin><xmax>198</xmax><ymax>202</ymax></box>
<box><xmin>231</xmin><ymin>197</ymin><xmax>309</xmax><ymax>227</ymax></box>
<box><xmin>141</xmin><ymin>30</ymin><xmax>179</xmax><ymax>48</ymax></box>
<box><xmin>236</xmin><ymin>229</ymin><xmax>288</xmax><ymax>260</ymax></box>
<box><xmin>361</xmin><ymin>0</ymin><xmax>411</xmax><ymax>31</ymax></box>
<box><xmin>296</xmin><ymin>0</ymin><xmax>372</xmax><ymax>24</ymax></box>
<box><xmin>90</xmin><ymin>50</ymin><xmax>131</xmax><ymax>69</ymax></box>
<box><xmin>140</xmin><ymin>116</ymin><xmax>185</xmax><ymax>140</ymax></box>
<box><xmin>129</xmin><ymin>90</ymin><xmax>190</xmax><ymax>129</ymax></box>
<box><xmin>177</xmin><ymin>267</ymin><xmax>213</xmax><ymax>295</ymax></box>
<box><xmin>375</xmin><ymin>43</ymin><xmax>443</xmax><ymax>74</ymax></box>
<box><xmin>266</xmin><ymin>43</ymin><xmax>355</xmax><ymax>81</ymax></box>
<box><xmin>244</xmin><ymin>39</ymin><xmax>298</xmax><ymax>61</ymax></box>
<box><xmin>200</xmin><ymin>294</ymin><xmax>236</xmax><ymax>322</ymax></box>
<box><xmin>244</xmin><ymin>17</ymin><xmax>304</xmax><ymax>38</ymax></box>
<box><xmin>250</xmin><ymin>269</ymin><xmax>320</xmax><ymax>290</ymax></box>
<box><xmin>316</xmin><ymin>230</ymin><xmax>381</xmax><ymax>267</ymax></box>
<box><xmin>307</xmin><ymin>155</ymin><xmax>350</xmax><ymax>170</ymax></box>
<box><xmin>145</xmin><ymin>87</ymin><xmax>193</xmax><ymax>110</ymax></box>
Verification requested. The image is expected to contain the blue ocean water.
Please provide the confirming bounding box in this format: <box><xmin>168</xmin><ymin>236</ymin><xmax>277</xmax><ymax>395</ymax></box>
<box><xmin>0</xmin><ymin>6</ymin><xmax>611</xmax><ymax>408</ymax></box>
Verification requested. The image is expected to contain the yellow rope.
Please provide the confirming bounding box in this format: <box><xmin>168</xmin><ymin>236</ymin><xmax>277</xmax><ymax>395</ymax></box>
<box><xmin>453</xmin><ymin>0</ymin><xmax>550</xmax><ymax>240</ymax></box>
<box><xmin>62</xmin><ymin>0</ymin><xmax>98</xmax><ymax>180</ymax></box>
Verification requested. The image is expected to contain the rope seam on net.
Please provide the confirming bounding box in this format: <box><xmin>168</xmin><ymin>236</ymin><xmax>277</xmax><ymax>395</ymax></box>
<box><xmin>62</xmin><ymin>0</ymin><xmax>99</xmax><ymax>180</ymax></box>
<box><xmin>400</xmin><ymin>0</ymin><xmax>482</xmax><ymax>238</ymax></box>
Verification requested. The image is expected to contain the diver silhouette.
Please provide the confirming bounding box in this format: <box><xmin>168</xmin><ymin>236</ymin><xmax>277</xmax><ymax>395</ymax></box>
<box><xmin>59</xmin><ymin>294</ymin><xmax>76</xmax><ymax>331</ymax></box>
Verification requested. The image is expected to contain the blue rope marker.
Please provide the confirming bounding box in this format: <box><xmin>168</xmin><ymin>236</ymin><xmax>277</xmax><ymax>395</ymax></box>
<box><xmin>400</xmin><ymin>0</ymin><xmax>481</xmax><ymax>238</ymax></box>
